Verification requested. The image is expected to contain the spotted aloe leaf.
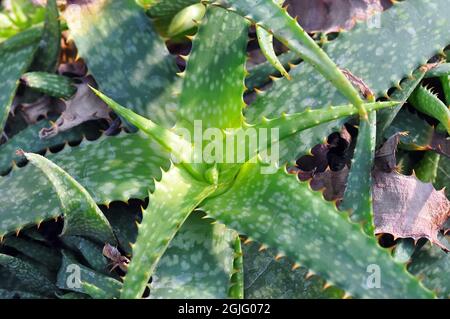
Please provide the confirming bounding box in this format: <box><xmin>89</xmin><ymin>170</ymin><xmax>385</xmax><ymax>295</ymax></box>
<box><xmin>121</xmin><ymin>165</ymin><xmax>217</xmax><ymax>299</ymax></box>
<box><xmin>243</xmin><ymin>241</ymin><xmax>344</xmax><ymax>299</ymax></box>
<box><xmin>0</xmin><ymin>29</ymin><xmax>41</xmax><ymax>134</ymax></box>
<box><xmin>212</xmin><ymin>0</ymin><xmax>366</xmax><ymax>114</ymax></box>
<box><xmin>21</xmin><ymin>72</ymin><xmax>76</xmax><ymax>99</ymax></box>
<box><xmin>202</xmin><ymin>162</ymin><xmax>434</xmax><ymax>298</ymax></box>
<box><xmin>20</xmin><ymin>151</ymin><xmax>116</xmax><ymax>244</ymax></box>
<box><xmin>149</xmin><ymin>212</ymin><xmax>237</xmax><ymax>299</ymax></box>
<box><xmin>0</xmin><ymin>119</ymin><xmax>97</xmax><ymax>175</ymax></box>
<box><xmin>57</xmin><ymin>251</ymin><xmax>121</xmax><ymax>298</ymax></box>
<box><xmin>0</xmin><ymin>253</ymin><xmax>58</xmax><ymax>297</ymax></box>
<box><xmin>409</xmin><ymin>242</ymin><xmax>450</xmax><ymax>298</ymax></box>
<box><xmin>0</xmin><ymin>133</ymin><xmax>169</xmax><ymax>238</ymax></box>
<box><xmin>62</xmin><ymin>236</ymin><xmax>109</xmax><ymax>274</ymax></box>
<box><xmin>435</xmin><ymin>156</ymin><xmax>450</xmax><ymax>198</ymax></box>
<box><xmin>246</xmin><ymin>0</ymin><xmax>450</xmax><ymax>163</ymax></box>
<box><xmin>177</xmin><ymin>6</ymin><xmax>248</xmax><ymax>131</ymax></box>
<box><xmin>64</xmin><ymin>0</ymin><xmax>179</xmax><ymax>126</ymax></box>
<box><xmin>30</xmin><ymin>0</ymin><xmax>60</xmax><ymax>73</ymax></box>
<box><xmin>3</xmin><ymin>236</ymin><xmax>61</xmax><ymax>271</ymax></box>
<box><xmin>147</xmin><ymin>0</ymin><xmax>199</xmax><ymax>16</ymax></box>
<box><xmin>376</xmin><ymin>68</ymin><xmax>426</xmax><ymax>144</ymax></box>
<box><xmin>340</xmin><ymin>112</ymin><xmax>376</xmax><ymax>233</ymax></box>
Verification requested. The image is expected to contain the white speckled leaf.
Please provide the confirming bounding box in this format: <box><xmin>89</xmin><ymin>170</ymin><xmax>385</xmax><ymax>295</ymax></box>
<box><xmin>202</xmin><ymin>162</ymin><xmax>434</xmax><ymax>298</ymax></box>
<box><xmin>150</xmin><ymin>212</ymin><xmax>237</xmax><ymax>299</ymax></box>
<box><xmin>23</xmin><ymin>152</ymin><xmax>116</xmax><ymax>244</ymax></box>
<box><xmin>0</xmin><ymin>32</ymin><xmax>40</xmax><ymax>133</ymax></box>
<box><xmin>215</xmin><ymin>0</ymin><xmax>364</xmax><ymax>109</ymax></box>
<box><xmin>245</xmin><ymin>0</ymin><xmax>450</xmax><ymax>163</ymax></box>
<box><xmin>0</xmin><ymin>119</ymin><xmax>94</xmax><ymax>175</ymax></box>
<box><xmin>409</xmin><ymin>241</ymin><xmax>450</xmax><ymax>298</ymax></box>
<box><xmin>243</xmin><ymin>241</ymin><xmax>344</xmax><ymax>299</ymax></box>
<box><xmin>0</xmin><ymin>133</ymin><xmax>170</xmax><ymax>237</ymax></box>
<box><xmin>121</xmin><ymin>165</ymin><xmax>216</xmax><ymax>299</ymax></box>
<box><xmin>148</xmin><ymin>0</ymin><xmax>199</xmax><ymax>17</ymax></box>
<box><xmin>178</xmin><ymin>7</ymin><xmax>248</xmax><ymax>131</ymax></box>
<box><xmin>64</xmin><ymin>0</ymin><xmax>179</xmax><ymax>126</ymax></box>
<box><xmin>57</xmin><ymin>251</ymin><xmax>121</xmax><ymax>298</ymax></box>
<box><xmin>0</xmin><ymin>253</ymin><xmax>58</xmax><ymax>297</ymax></box>
<box><xmin>340</xmin><ymin>112</ymin><xmax>376</xmax><ymax>233</ymax></box>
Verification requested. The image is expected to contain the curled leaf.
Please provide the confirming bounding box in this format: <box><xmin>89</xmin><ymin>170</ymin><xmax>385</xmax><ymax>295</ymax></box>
<box><xmin>39</xmin><ymin>76</ymin><xmax>112</xmax><ymax>139</ymax></box>
<box><xmin>16</xmin><ymin>96</ymin><xmax>65</xmax><ymax>124</ymax></box>
<box><xmin>286</xmin><ymin>0</ymin><xmax>388</xmax><ymax>33</ymax></box>
<box><xmin>373</xmin><ymin>171</ymin><xmax>450</xmax><ymax>251</ymax></box>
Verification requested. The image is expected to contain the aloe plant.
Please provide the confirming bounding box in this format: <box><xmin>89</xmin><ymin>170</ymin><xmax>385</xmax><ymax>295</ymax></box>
<box><xmin>0</xmin><ymin>0</ymin><xmax>449</xmax><ymax>300</ymax></box>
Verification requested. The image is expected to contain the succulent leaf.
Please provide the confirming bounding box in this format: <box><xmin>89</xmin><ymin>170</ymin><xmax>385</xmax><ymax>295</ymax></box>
<box><xmin>178</xmin><ymin>6</ymin><xmax>248</xmax><ymax>131</ymax></box>
<box><xmin>202</xmin><ymin>162</ymin><xmax>434</xmax><ymax>298</ymax></box>
<box><xmin>340</xmin><ymin>113</ymin><xmax>376</xmax><ymax>233</ymax></box>
<box><xmin>150</xmin><ymin>212</ymin><xmax>237</xmax><ymax>299</ymax></box>
<box><xmin>57</xmin><ymin>251</ymin><xmax>121</xmax><ymax>298</ymax></box>
<box><xmin>21</xmin><ymin>72</ymin><xmax>76</xmax><ymax>99</ymax></box>
<box><xmin>0</xmin><ymin>30</ymin><xmax>41</xmax><ymax>133</ymax></box>
<box><xmin>409</xmin><ymin>85</ymin><xmax>450</xmax><ymax>135</ymax></box>
<box><xmin>21</xmin><ymin>151</ymin><xmax>116</xmax><ymax>244</ymax></box>
<box><xmin>121</xmin><ymin>165</ymin><xmax>216</xmax><ymax>299</ymax></box>
<box><xmin>64</xmin><ymin>0</ymin><xmax>179</xmax><ymax>126</ymax></box>
<box><xmin>30</xmin><ymin>0</ymin><xmax>60</xmax><ymax>73</ymax></box>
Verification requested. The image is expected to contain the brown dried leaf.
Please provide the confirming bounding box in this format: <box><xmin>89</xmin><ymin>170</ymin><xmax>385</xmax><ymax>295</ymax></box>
<box><xmin>39</xmin><ymin>76</ymin><xmax>112</xmax><ymax>139</ymax></box>
<box><xmin>374</xmin><ymin>132</ymin><xmax>407</xmax><ymax>173</ymax></box>
<box><xmin>286</xmin><ymin>0</ymin><xmax>389</xmax><ymax>33</ymax></box>
<box><xmin>16</xmin><ymin>96</ymin><xmax>65</xmax><ymax>124</ymax></box>
<box><xmin>309</xmin><ymin>166</ymin><xmax>349</xmax><ymax>202</ymax></box>
<box><xmin>373</xmin><ymin>171</ymin><xmax>450</xmax><ymax>251</ymax></box>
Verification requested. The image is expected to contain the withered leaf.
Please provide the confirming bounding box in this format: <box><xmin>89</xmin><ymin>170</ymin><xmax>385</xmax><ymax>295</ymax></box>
<box><xmin>39</xmin><ymin>76</ymin><xmax>112</xmax><ymax>139</ymax></box>
<box><xmin>16</xmin><ymin>96</ymin><xmax>65</xmax><ymax>125</ymax></box>
<box><xmin>373</xmin><ymin>171</ymin><xmax>450</xmax><ymax>251</ymax></box>
<box><xmin>286</xmin><ymin>0</ymin><xmax>389</xmax><ymax>33</ymax></box>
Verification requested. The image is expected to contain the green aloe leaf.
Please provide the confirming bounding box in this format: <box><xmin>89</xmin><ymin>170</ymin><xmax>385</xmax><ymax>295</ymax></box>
<box><xmin>246</xmin><ymin>0</ymin><xmax>450</xmax><ymax>163</ymax></box>
<box><xmin>178</xmin><ymin>6</ymin><xmax>248</xmax><ymax>131</ymax></box>
<box><xmin>0</xmin><ymin>253</ymin><xmax>58</xmax><ymax>297</ymax></box>
<box><xmin>435</xmin><ymin>156</ymin><xmax>450</xmax><ymax>198</ymax></box>
<box><xmin>340</xmin><ymin>112</ymin><xmax>376</xmax><ymax>233</ymax></box>
<box><xmin>0</xmin><ymin>132</ymin><xmax>170</xmax><ymax>238</ymax></box>
<box><xmin>30</xmin><ymin>0</ymin><xmax>60</xmax><ymax>73</ymax></box>
<box><xmin>62</xmin><ymin>236</ymin><xmax>109</xmax><ymax>274</ymax></box>
<box><xmin>3</xmin><ymin>236</ymin><xmax>60</xmax><ymax>271</ymax></box>
<box><xmin>64</xmin><ymin>0</ymin><xmax>179</xmax><ymax>126</ymax></box>
<box><xmin>212</xmin><ymin>0</ymin><xmax>365</xmax><ymax>113</ymax></box>
<box><xmin>57</xmin><ymin>251</ymin><xmax>121</xmax><ymax>298</ymax></box>
<box><xmin>409</xmin><ymin>85</ymin><xmax>450</xmax><ymax>135</ymax></box>
<box><xmin>21</xmin><ymin>151</ymin><xmax>116</xmax><ymax>244</ymax></box>
<box><xmin>245</xmin><ymin>51</ymin><xmax>299</xmax><ymax>92</ymax></box>
<box><xmin>409</xmin><ymin>242</ymin><xmax>450</xmax><ymax>298</ymax></box>
<box><xmin>243</xmin><ymin>242</ymin><xmax>344</xmax><ymax>299</ymax></box>
<box><xmin>0</xmin><ymin>29</ymin><xmax>41</xmax><ymax>133</ymax></box>
<box><xmin>121</xmin><ymin>165</ymin><xmax>216</xmax><ymax>299</ymax></box>
<box><xmin>21</xmin><ymin>72</ymin><xmax>76</xmax><ymax>99</ymax></box>
<box><xmin>150</xmin><ymin>212</ymin><xmax>237</xmax><ymax>299</ymax></box>
<box><xmin>202</xmin><ymin>162</ymin><xmax>434</xmax><ymax>298</ymax></box>
<box><xmin>229</xmin><ymin>235</ymin><xmax>244</xmax><ymax>299</ymax></box>
<box><xmin>0</xmin><ymin>119</ymin><xmax>100</xmax><ymax>175</ymax></box>
<box><xmin>376</xmin><ymin>68</ymin><xmax>426</xmax><ymax>144</ymax></box>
